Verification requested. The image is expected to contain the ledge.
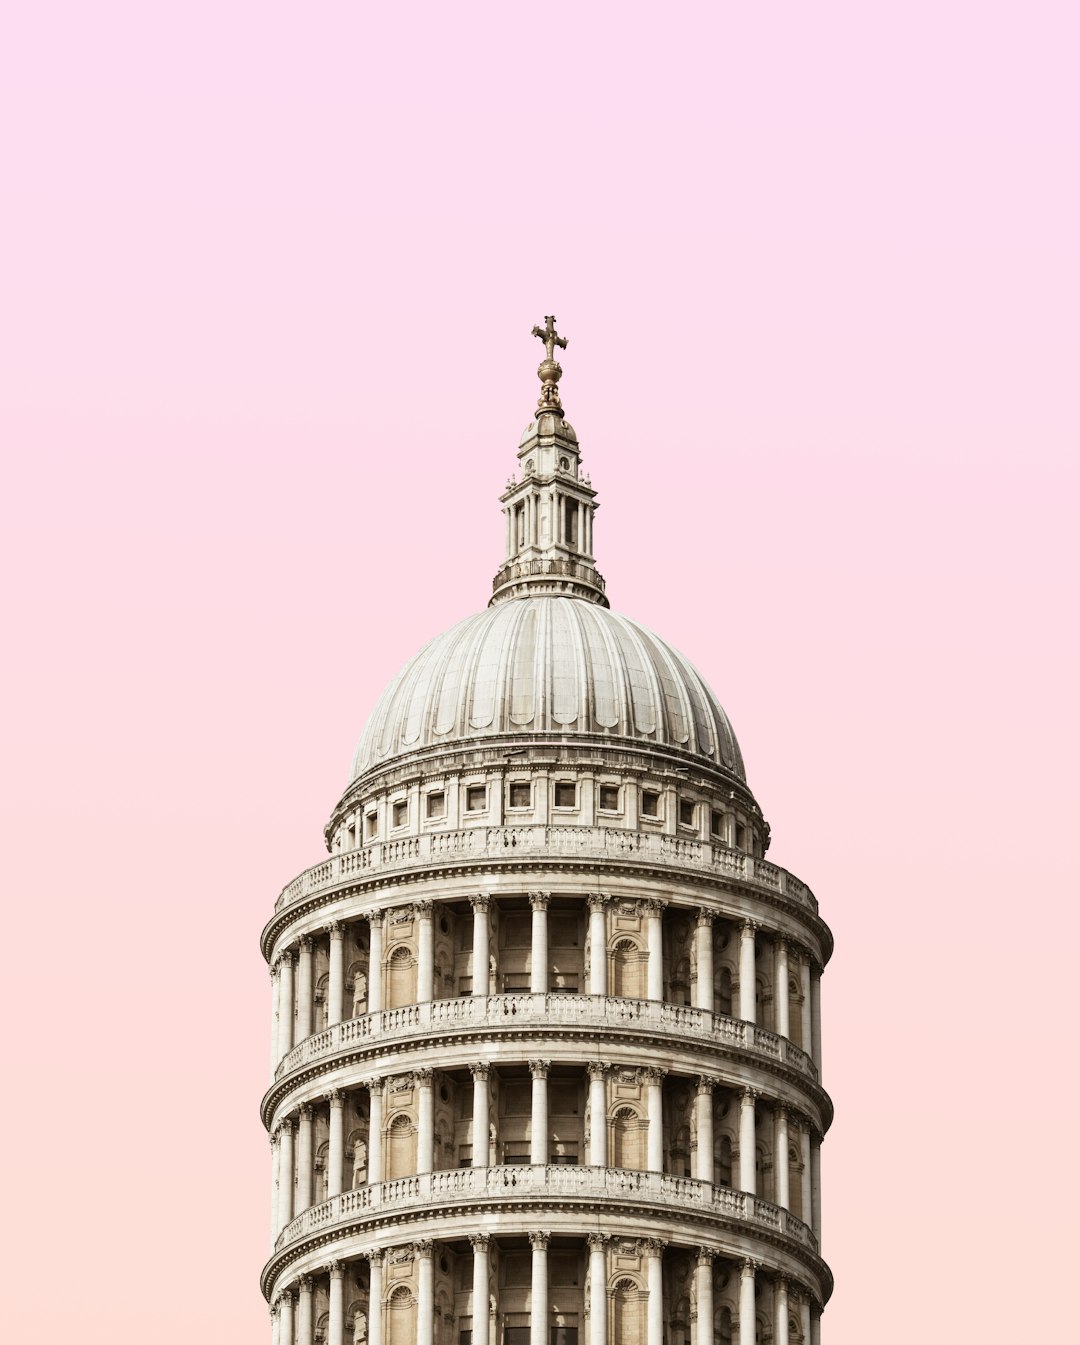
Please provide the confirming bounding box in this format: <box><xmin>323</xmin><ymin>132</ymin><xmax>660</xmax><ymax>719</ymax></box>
<box><xmin>273</xmin><ymin>994</ymin><xmax>819</xmax><ymax>1088</ymax></box>
<box><xmin>264</xmin><ymin>1165</ymin><xmax>825</xmax><ymax>1296</ymax></box>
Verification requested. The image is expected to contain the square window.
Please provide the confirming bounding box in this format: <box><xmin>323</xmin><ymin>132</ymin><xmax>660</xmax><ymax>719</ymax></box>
<box><xmin>710</xmin><ymin>809</ymin><xmax>723</xmax><ymax>837</ymax></box>
<box><xmin>426</xmin><ymin>791</ymin><xmax>446</xmax><ymax>819</ymax></box>
<box><xmin>508</xmin><ymin>780</ymin><xmax>531</xmax><ymax>808</ymax></box>
<box><xmin>599</xmin><ymin>784</ymin><xmax>620</xmax><ymax>811</ymax></box>
<box><xmin>503</xmin><ymin>1150</ymin><xmax>531</xmax><ymax>1166</ymax></box>
<box><xmin>364</xmin><ymin>812</ymin><xmax>378</xmax><ymax>839</ymax></box>
<box><xmin>466</xmin><ymin>785</ymin><xmax>487</xmax><ymax>812</ymax></box>
<box><xmin>554</xmin><ymin>781</ymin><xmax>576</xmax><ymax>808</ymax></box>
<box><xmin>735</xmin><ymin>823</ymin><xmax>747</xmax><ymax>850</ymax></box>
<box><xmin>392</xmin><ymin>800</ymin><xmax>408</xmax><ymax>828</ymax></box>
<box><xmin>679</xmin><ymin>798</ymin><xmax>695</xmax><ymax>827</ymax></box>
<box><xmin>641</xmin><ymin>789</ymin><xmax>660</xmax><ymax>818</ymax></box>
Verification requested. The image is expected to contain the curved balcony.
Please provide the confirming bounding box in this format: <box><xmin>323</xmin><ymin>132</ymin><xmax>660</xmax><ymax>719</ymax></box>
<box><xmin>271</xmin><ymin>992</ymin><xmax>818</xmax><ymax>1088</ymax></box>
<box><xmin>270</xmin><ymin>824</ymin><xmax>819</xmax><ymax>922</ymax></box>
<box><xmin>268</xmin><ymin>1163</ymin><xmax>820</xmax><ymax>1271</ymax></box>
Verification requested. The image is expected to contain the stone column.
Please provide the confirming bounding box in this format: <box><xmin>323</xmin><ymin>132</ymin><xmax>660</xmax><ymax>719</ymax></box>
<box><xmin>297</xmin><ymin>938</ymin><xmax>314</xmax><ymax>1041</ymax></box>
<box><xmin>270</xmin><ymin>961</ymin><xmax>281</xmax><ymax>1078</ymax></box>
<box><xmin>366</xmin><ymin>1080</ymin><xmax>383</xmax><ymax>1186</ymax></box>
<box><xmin>588</xmin><ymin>1063</ymin><xmax>608</xmax><ymax>1166</ymax></box>
<box><xmin>367</xmin><ymin>913</ymin><xmax>384</xmax><ymax>1014</ymax></box>
<box><xmin>738</xmin><ymin>1090</ymin><xmax>756</xmax><ymax>1194</ymax></box>
<box><xmin>278</xmin><ymin>1291</ymin><xmax>295</xmax><ymax>1345</ymax></box>
<box><xmin>694</xmin><ymin>1249</ymin><xmax>714</xmax><ymax>1345</ymax></box>
<box><xmin>694</xmin><ymin>1076</ymin><xmax>715</xmax><ymax>1183</ymax></box>
<box><xmin>278</xmin><ymin>953</ymin><xmax>295</xmax><ymax>1055</ymax></box>
<box><xmin>471</xmin><ymin>1063</ymin><xmax>490</xmax><ymax>1166</ymax></box>
<box><xmin>270</xmin><ymin>1130</ymin><xmax>281</xmax><ymax>1247</ymax></box>
<box><xmin>328</xmin><ymin>1260</ymin><xmax>344</xmax><ymax>1345</ymax></box>
<box><xmin>645</xmin><ymin>1068</ymin><xmax>665</xmax><ymax>1173</ymax></box>
<box><xmin>774</xmin><ymin>1276</ymin><xmax>789</xmax><ymax>1345</ymax></box>
<box><xmin>271</xmin><ymin>1296</ymin><xmax>280</xmax><ymax>1345</ymax></box>
<box><xmin>328</xmin><ymin>1090</ymin><xmax>344</xmax><ymax>1198</ymax></box>
<box><xmin>296</xmin><ymin>1106</ymin><xmax>314</xmax><ymax>1212</ymax></box>
<box><xmin>278</xmin><ymin>1120</ymin><xmax>294</xmax><ymax>1228</ymax></box>
<box><xmin>530</xmin><ymin>1059</ymin><xmax>550</xmax><ymax>1164</ymax></box>
<box><xmin>366</xmin><ymin>1251</ymin><xmax>384</xmax><ymax>1345</ymax></box>
<box><xmin>297</xmin><ymin>1276</ymin><xmax>313</xmax><ymax>1345</ymax></box>
<box><xmin>645</xmin><ymin>1240</ymin><xmax>664</xmax><ymax>1345</ymax></box>
<box><xmin>775</xmin><ymin>939</ymin><xmax>790</xmax><ymax>1038</ymax></box>
<box><xmin>776</xmin><ymin>1107</ymin><xmax>790</xmax><ymax>1210</ymax></box>
<box><xmin>470</xmin><ymin>895</ymin><xmax>490</xmax><ymax>997</ymax></box>
<box><xmin>416</xmin><ymin>1069</ymin><xmax>435</xmax><ymax>1174</ymax></box>
<box><xmin>415</xmin><ymin>1240</ymin><xmax>434</xmax><ymax>1345</ymax></box>
<box><xmin>799</xmin><ymin>1294</ymin><xmax>812</xmax><ymax>1345</ymax></box>
<box><xmin>800</xmin><ymin>1121</ymin><xmax>813</xmax><ymax>1226</ymax></box>
<box><xmin>588</xmin><ymin>1233</ymin><xmax>608</xmax><ymax>1345</ymax></box>
<box><xmin>738</xmin><ymin>922</ymin><xmax>757</xmax><ymax>1022</ymax></box>
<box><xmin>810</xmin><ymin>1139</ymin><xmax>822</xmax><ymax>1241</ymax></box>
<box><xmin>470</xmin><ymin>1234</ymin><xmax>490</xmax><ymax>1345</ymax></box>
<box><xmin>529</xmin><ymin>891</ymin><xmax>550</xmax><ymax>993</ymax></box>
<box><xmin>416</xmin><ymin>902</ymin><xmax>434</xmax><ymax>1003</ymax></box>
<box><xmin>810</xmin><ymin>969</ymin><xmax>822</xmax><ymax>1071</ymax></box>
<box><xmin>530</xmin><ymin>1231</ymin><xmax>550</xmax><ymax>1345</ymax></box>
<box><xmin>738</xmin><ymin>1261</ymin><xmax>756</xmax><ymax>1345</ymax></box>
<box><xmin>694</xmin><ymin>909</ymin><xmax>714</xmax><ymax>1012</ymax></box>
<box><xmin>587</xmin><ymin>896</ymin><xmax>608</xmax><ymax>996</ymax></box>
<box><xmin>328</xmin><ymin>922</ymin><xmax>344</xmax><ymax>1027</ymax></box>
<box><xmin>800</xmin><ymin>951</ymin><xmax>813</xmax><ymax>1053</ymax></box>
<box><xmin>644</xmin><ymin>901</ymin><xmax>664</xmax><ymax>1001</ymax></box>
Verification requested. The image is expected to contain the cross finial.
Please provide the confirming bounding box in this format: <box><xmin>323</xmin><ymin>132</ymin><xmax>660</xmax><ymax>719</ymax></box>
<box><xmin>531</xmin><ymin>315</ymin><xmax>568</xmax><ymax>362</ymax></box>
<box><xmin>530</xmin><ymin>315</ymin><xmax>568</xmax><ymax>412</ymax></box>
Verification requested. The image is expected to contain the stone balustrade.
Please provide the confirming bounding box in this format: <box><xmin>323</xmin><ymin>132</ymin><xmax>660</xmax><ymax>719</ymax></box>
<box><xmin>272</xmin><ymin>1163</ymin><xmax>819</xmax><ymax>1256</ymax></box>
<box><xmin>272</xmin><ymin>992</ymin><xmax>819</xmax><ymax>1085</ymax></box>
<box><xmin>274</xmin><ymin>824</ymin><xmax>818</xmax><ymax>916</ymax></box>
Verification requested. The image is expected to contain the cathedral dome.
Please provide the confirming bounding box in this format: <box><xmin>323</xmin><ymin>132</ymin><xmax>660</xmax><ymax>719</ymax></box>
<box><xmin>350</xmin><ymin>594</ymin><xmax>745</xmax><ymax>782</ymax></box>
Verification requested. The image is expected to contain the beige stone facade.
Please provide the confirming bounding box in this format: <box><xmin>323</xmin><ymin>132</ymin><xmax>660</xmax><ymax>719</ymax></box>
<box><xmin>261</xmin><ymin>324</ymin><xmax>834</xmax><ymax>1345</ymax></box>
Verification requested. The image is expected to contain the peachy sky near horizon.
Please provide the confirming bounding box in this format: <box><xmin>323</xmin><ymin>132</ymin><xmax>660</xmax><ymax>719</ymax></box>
<box><xmin>2</xmin><ymin>4</ymin><xmax>1078</xmax><ymax>1341</ymax></box>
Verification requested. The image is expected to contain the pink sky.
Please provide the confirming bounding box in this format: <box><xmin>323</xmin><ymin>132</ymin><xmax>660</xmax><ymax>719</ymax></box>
<box><xmin>2</xmin><ymin>3</ymin><xmax>1078</xmax><ymax>1340</ymax></box>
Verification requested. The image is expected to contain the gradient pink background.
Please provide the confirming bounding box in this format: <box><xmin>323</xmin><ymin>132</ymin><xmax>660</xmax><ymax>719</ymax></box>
<box><xmin>2</xmin><ymin>3</ymin><xmax>1078</xmax><ymax>1340</ymax></box>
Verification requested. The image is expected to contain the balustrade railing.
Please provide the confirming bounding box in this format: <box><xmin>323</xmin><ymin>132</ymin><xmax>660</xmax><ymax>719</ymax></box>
<box><xmin>273</xmin><ymin>993</ymin><xmax>817</xmax><ymax>1083</ymax></box>
<box><xmin>274</xmin><ymin>825</ymin><xmax>817</xmax><ymax>914</ymax></box>
<box><xmin>275</xmin><ymin>1165</ymin><xmax>818</xmax><ymax>1255</ymax></box>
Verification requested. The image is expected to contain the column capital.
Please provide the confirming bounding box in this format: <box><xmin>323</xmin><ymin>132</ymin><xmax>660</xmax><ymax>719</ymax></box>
<box><xmin>775</xmin><ymin>936</ymin><xmax>789</xmax><ymax>956</ymax></box>
<box><xmin>275</xmin><ymin>1289</ymin><xmax>295</xmax><ymax>1309</ymax></box>
<box><xmin>586</xmin><ymin>1232</ymin><xmax>609</xmax><ymax>1251</ymax></box>
<box><xmin>364</xmin><ymin>909</ymin><xmax>385</xmax><ymax>930</ymax></box>
<box><xmin>740</xmin><ymin>1258</ymin><xmax>759</xmax><ymax>1277</ymax></box>
<box><xmin>413</xmin><ymin>1068</ymin><xmax>434</xmax><ymax>1087</ymax></box>
<box><xmin>586</xmin><ymin>894</ymin><xmax>609</xmax><ymax>913</ymax></box>
<box><xmin>300</xmin><ymin>936</ymin><xmax>314</xmax><ymax>952</ymax></box>
<box><xmin>740</xmin><ymin>919</ymin><xmax>758</xmax><ymax>935</ymax></box>
<box><xmin>740</xmin><ymin>1087</ymin><xmax>758</xmax><ymax>1105</ymax></box>
<box><xmin>276</xmin><ymin>1117</ymin><xmax>294</xmax><ymax>1137</ymax></box>
<box><xmin>413</xmin><ymin>900</ymin><xmax>434</xmax><ymax>919</ymax></box>
<box><xmin>774</xmin><ymin>1273</ymin><xmax>788</xmax><ymax>1294</ymax></box>
<box><xmin>586</xmin><ymin>1061</ymin><xmax>610</xmax><ymax>1081</ymax></box>
<box><xmin>695</xmin><ymin>907</ymin><xmax>716</xmax><ymax>927</ymax></box>
<box><xmin>639</xmin><ymin>1237</ymin><xmax>666</xmax><ymax>1255</ymax></box>
<box><xmin>641</xmin><ymin>899</ymin><xmax>666</xmax><ymax>917</ymax></box>
<box><xmin>696</xmin><ymin>1247</ymin><xmax>715</xmax><ymax>1268</ymax></box>
<box><xmin>470</xmin><ymin>1062</ymin><xmax>491</xmax><ymax>1082</ymax></box>
<box><xmin>277</xmin><ymin>950</ymin><xmax>295</xmax><ymax>968</ymax></box>
<box><xmin>529</xmin><ymin>890</ymin><xmax>551</xmax><ymax>911</ymax></box>
<box><xmin>328</xmin><ymin>921</ymin><xmax>344</xmax><ymax>939</ymax></box>
<box><xmin>362</xmin><ymin>1248</ymin><xmax>385</xmax><ymax>1267</ymax></box>
<box><xmin>269</xmin><ymin>1128</ymin><xmax>280</xmax><ymax>1149</ymax></box>
<box><xmin>470</xmin><ymin>893</ymin><xmax>491</xmax><ymax>912</ymax></box>
<box><xmin>361</xmin><ymin>1076</ymin><xmax>382</xmax><ymax>1094</ymax></box>
<box><xmin>300</xmin><ymin>1104</ymin><xmax>314</xmax><ymax>1121</ymax></box>
<box><xmin>696</xmin><ymin>1074</ymin><xmax>718</xmax><ymax>1095</ymax></box>
<box><xmin>412</xmin><ymin>1238</ymin><xmax>434</xmax><ymax>1258</ymax></box>
<box><xmin>776</xmin><ymin>1104</ymin><xmax>789</xmax><ymax>1124</ymax></box>
<box><xmin>641</xmin><ymin>1066</ymin><xmax>666</xmax><ymax>1085</ymax></box>
<box><xmin>469</xmin><ymin>1232</ymin><xmax>492</xmax><ymax>1252</ymax></box>
<box><xmin>270</xmin><ymin>961</ymin><xmax>280</xmax><ymax>981</ymax></box>
<box><xmin>329</xmin><ymin>1089</ymin><xmax>344</xmax><ymax>1108</ymax></box>
<box><xmin>328</xmin><ymin>1259</ymin><xmax>344</xmax><ymax>1280</ymax></box>
<box><xmin>299</xmin><ymin>1275</ymin><xmax>314</xmax><ymax>1292</ymax></box>
<box><xmin>528</xmin><ymin>1230</ymin><xmax>551</xmax><ymax>1249</ymax></box>
<box><xmin>529</xmin><ymin>1059</ymin><xmax>551</xmax><ymax>1080</ymax></box>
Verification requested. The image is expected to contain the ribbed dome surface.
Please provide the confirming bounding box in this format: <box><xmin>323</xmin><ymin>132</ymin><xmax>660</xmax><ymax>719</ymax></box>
<box><xmin>351</xmin><ymin>596</ymin><xmax>745</xmax><ymax>781</ymax></box>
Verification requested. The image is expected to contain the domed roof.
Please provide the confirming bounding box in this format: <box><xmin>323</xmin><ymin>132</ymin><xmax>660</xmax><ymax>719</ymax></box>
<box><xmin>350</xmin><ymin>595</ymin><xmax>745</xmax><ymax>782</ymax></box>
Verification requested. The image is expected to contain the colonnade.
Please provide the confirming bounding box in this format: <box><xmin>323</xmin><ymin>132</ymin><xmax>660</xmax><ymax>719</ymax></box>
<box><xmin>271</xmin><ymin>1067</ymin><xmax>822</xmax><ymax>1241</ymax></box>
<box><xmin>269</xmin><ymin>1242</ymin><xmax>822</xmax><ymax>1345</ymax></box>
<box><xmin>270</xmin><ymin>900</ymin><xmax>823</xmax><ymax>1076</ymax></box>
